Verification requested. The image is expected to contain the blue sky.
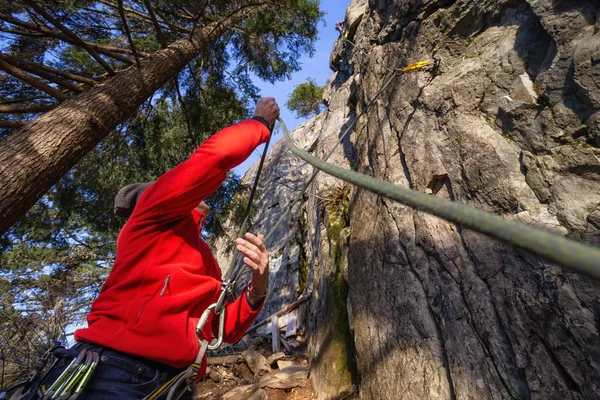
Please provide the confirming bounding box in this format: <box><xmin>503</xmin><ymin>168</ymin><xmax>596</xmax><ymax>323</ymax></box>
<box><xmin>232</xmin><ymin>0</ymin><xmax>348</xmax><ymax>176</ymax></box>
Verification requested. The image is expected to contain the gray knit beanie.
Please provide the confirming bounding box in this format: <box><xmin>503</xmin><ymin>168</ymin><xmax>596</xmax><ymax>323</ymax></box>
<box><xmin>114</xmin><ymin>181</ymin><xmax>154</xmax><ymax>218</ymax></box>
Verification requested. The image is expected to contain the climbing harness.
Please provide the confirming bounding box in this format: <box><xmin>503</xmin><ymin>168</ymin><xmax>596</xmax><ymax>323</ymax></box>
<box><xmin>142</xmin><ymin>341</ymin><xmax>208</xmax><ymax>400</ymax></box>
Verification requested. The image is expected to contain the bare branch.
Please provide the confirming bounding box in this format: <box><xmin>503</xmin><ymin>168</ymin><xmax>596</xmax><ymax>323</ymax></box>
<box><xmin>174</xmin><ymin>75</ymin><xmax>193</xmax><ymax>142</ymax></box>
<box><xmin>152</xmin><ymin>7</ymin><xmax>190</xmax><ymax>36</ymax></box>
<box><xmin>117</xmin><ymin>0</ymin><xmax>141</xmax><ymax>66</ymax></box>
<box><xmin>0</xmin><ymin>104</ymin><xmax>56</xmax><ymax>113</ymax></box>
<box><xmin>23</xmin><ymin>0</ymin><xmax>116</xmax><ymax>75</ymax></box>
<box><xmin>98</xmin><ymin>0</ymin><xmax>189</xmax><ymax>33</ymax></box>
<box><xmin>15</xmin><ymin>60</ymin><xmax>97</xmax><ymax>86</ymax></box>
<box><xmin>0</xmin><ymin>121</ymin><xmax>26</xmax><ymax>129</ymax></box>
<box><xmin>0</xmin><ymin>58</ymin><xmax>68</xmax><ymax>101</ymax></box>
<box><xmin>0</xmin><ymin>54</ymin><xmax>84</xmax><ymax>93</ymax></box>
<box><xmin>189</xmin><ymin>0</ymin><xmax>210</xmax><ymax>37</ymax></box>
<box><xmin>0</xmin><ymin>14</ymin><xmax>141</xmax><ymax>64</ymax></box>
<box><xmin>0</xmin><ymin>96</ymin><xmax>52</xmax><ymax>105</ymax></box>
<box><xmin>143</xmin><ymin>0</ymin><xmax>167</xmax><ymax>48</ymax></box>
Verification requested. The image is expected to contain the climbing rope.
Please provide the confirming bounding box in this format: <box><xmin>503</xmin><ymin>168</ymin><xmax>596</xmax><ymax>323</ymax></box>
<box><xmin>151</xmin><ymin>35</ymin><xmax>598</xmax><ymax>400</ymax></box>
<box><xmin>213</xmin><ymin>47</ymin><xmax>599</xmax><ymax>358</ymax></box>
<box><xmin>208</xmin><ymin>123</ymin><xmax>273</xmax><ymax>351</ymax></box>
<box><xmin>259</xmin><ymin>60</ymin><xmax>431</xmax><ymax>246</ymax></box>
<box><xmin>207</xmin><ymin>62</ymin><xmax>414</xmax><ymax>350</ymax></box>
<box><xmin>279</xmin><ymin>117</ymin><xmax>600</xmax><ymax>280</ymax></box>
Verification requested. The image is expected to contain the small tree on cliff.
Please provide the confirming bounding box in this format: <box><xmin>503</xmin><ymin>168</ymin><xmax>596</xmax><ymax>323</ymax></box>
<box><xmin>286</xmin><ymin>78</ymin><xmax>325</xmax><ymax>118</ymax></box>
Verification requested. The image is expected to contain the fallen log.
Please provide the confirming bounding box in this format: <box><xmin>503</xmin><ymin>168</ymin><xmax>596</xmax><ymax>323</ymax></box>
<box><xmin>207</xmin><ymin>354</ymin><xmax>244</xmax><ymax>365</ymax></box>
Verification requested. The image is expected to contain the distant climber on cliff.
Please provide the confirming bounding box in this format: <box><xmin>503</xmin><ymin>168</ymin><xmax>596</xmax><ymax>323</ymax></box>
<box><xmin>39</xmin><ymin>98</ymin><xmax>280</xmax><ymax>399</ymax></box>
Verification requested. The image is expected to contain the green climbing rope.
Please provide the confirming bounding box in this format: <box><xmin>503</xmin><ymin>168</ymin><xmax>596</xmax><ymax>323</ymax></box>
<box><xmin>279</xmin><ymin>118</ymin><xmax>600</xmax><ymax>280</ymax></box>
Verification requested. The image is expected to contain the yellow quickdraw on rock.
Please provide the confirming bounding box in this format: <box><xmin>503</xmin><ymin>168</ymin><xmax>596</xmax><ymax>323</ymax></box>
<box><xmin>402</xmin><ymin>60</ymin><xmax>429</xmax><ymax>73</ymax></box>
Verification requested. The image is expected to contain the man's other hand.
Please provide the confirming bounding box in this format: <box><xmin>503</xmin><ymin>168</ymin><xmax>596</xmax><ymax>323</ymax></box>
<box><xmin>236</xmin><ymin>233</ymin><xmax>269</xmax><ymax>302</ymax></box>
<box><xmin>254</xmin><ymin>97</ymin><xmax>280</xmax><ymax>128</ymax></box>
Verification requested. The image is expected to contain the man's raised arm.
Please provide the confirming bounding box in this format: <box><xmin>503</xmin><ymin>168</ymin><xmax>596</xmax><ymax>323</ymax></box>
<box><xmin>131</xmin><ymin>98</ymin><xmax>279</xmax><ymax>222</ymax></box>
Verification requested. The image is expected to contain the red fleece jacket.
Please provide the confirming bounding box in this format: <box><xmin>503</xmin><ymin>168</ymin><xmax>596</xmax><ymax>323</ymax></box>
<box><xmin>75</xmin><ymin>119</ymin><xmax>270</xmax><ymax>373</ymax></box>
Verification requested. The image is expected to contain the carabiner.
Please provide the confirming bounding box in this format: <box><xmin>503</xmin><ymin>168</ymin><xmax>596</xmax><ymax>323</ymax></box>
<box><xmin>195</xmin><ymin>302</ymin><xmax>226</xmax><ymax>351</ymax></box>
<box><xmin>69</xmin><ymin>352</ymin><xmax>99</xmax><ymax>400</ymax></box>
<box><xmin>43</xmin><ymin>350</ymin><xmax>87</xmax><ymax>400</ymax></box>
<box><xmin>56</xmin><ymin>351</ymin><xmax>92</xmax><ymax>399</ymax></box>
<box><xmin>376</xmin><ymin>48</ymin><xmax>392</xmax><ymax>64</ymax></box>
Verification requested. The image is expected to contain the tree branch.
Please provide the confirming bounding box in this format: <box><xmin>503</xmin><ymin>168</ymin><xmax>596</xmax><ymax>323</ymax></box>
<box><xmin>117</xmin><ymin>0</ymin><xmax>141</xmax><ymax>66</ymax></box>
<box><xmin>0</xmin><ymin>96</ymin><xmax>52</xmax><ymax>105</ymax></box>
<box><xmin>189</xmin><ymin>0</ymin><xmax>209</xmax><ymax>37</ymax></box>
<box><xmin>23</xmin><ymin>0</ymin><xmax>116</xmax><ymax>75</ymax></box>
<box><xmin>0</xmin><ymin>104</ymin><xmax>56</xmax><ymax>113</ymax></box>
<box><xmin>9</xmin><ymin>57</ymin><xmax>96</xmax><ymax>86</ymax></box>
<box><xmin>174</xmin><ymin>76</ymin><xmax>193</xmax><ymax>143</ymax></box>
<box><xmin>0</xmin><ymin>1</ymin><xmax>270</xmax><ymax>235</ymax></box>
<box><xmin>143</xmin><ymin>0</ymin><xmax>167</xmax><ymax>48</ymax></box>
<box><xmin>0</xmin><ymin>14</ymin><xmax>141</xmax><ymax>64</ymax></box>
<box><xmin>0</xmin><ymin>54</ymin><xmax>84</xmax><ymax>93</ymax></box>
<box><xmin>0</xmin><ymin>121</ymin><xmax>26</xmax><ymax>129</ymax></box>
<box><xmin>0</xmin><ymin>58</ymin><xmax>68</xmax><ymax>101</ymax></box>
<box><xmin>98</xmin><ymin>0</ymin><xmax>190</xmax><ymax>33</ymax></box>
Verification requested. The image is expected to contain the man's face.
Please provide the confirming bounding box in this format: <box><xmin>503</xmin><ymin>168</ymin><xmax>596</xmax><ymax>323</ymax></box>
<box><xmin>196</xmin><ymin>201</ymin><xmax>210</xmax><ymax>215</ymax></box>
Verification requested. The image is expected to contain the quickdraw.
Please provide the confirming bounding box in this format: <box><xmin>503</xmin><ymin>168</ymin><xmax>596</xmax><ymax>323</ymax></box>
<box><xmin>0</xmin><ymin>346</ymin><xmax>99</xmax><ymax>400</ymax></box>
<box><xmin>376</xmin><ymin>48</ymin><xmax>392</xmax><ymax>64</ymax></box>
<box><xmin>42</xmin><ymin>349</ymin><xmax>100</xmax><ymax>400</ymax></box>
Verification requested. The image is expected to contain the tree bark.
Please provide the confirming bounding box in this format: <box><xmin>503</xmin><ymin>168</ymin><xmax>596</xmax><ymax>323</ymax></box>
<box><xmin>0</xmin><ymin>3</ymin><xmax>268</xmax><ymax>235</ymax></box>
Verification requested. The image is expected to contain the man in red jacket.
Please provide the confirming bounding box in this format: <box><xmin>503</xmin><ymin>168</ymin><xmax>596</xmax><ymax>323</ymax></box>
<box><xmin>42</xmin><ymin>98</ymin><xmax>279</xmax><ymax>399</ymax></box>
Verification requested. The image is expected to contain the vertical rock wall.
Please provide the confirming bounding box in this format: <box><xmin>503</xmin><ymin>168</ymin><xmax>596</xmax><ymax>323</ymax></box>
<box><xmin>215</xmin><ymin>0</ymin><xmax>600</xmax><ymax>399</ymax></box>
<box><xmin>340</xmin><ymin>0</ymin><xmax>600</xmax><ymax>399</ymax></box>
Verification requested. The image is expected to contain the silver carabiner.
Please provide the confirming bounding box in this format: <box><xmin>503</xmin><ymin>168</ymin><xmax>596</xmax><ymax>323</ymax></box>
<box><xmin>196</xmin><ymin>302</ymin><xmax>226</xmax><ymax>351</ymax></box>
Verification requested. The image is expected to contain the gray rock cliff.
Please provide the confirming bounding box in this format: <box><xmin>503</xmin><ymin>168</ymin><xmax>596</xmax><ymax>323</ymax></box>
<box><xmin>214</xmin><ymin>0</ymin><xmax>600</xmax><ymax>399</ymax></box>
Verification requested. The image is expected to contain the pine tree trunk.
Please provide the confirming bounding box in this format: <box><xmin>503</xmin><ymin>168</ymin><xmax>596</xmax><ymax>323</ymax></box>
<box><xmin>0</xmin><ymin>4</ymin><xmax>266</xmax><ymax>234</ymax></box>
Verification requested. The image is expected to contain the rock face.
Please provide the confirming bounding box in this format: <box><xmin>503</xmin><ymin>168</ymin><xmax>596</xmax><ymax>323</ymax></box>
<box><xmin>216</xmin><ymin>0</ymin><xmax>600</xmax><ymax>399</ymax></box>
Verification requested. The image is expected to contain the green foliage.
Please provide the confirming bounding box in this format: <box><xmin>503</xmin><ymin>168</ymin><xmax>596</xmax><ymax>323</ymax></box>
<box><xmin>286</xmin><ymin>78</ymin><xmax>326</xmax><ymax>118</ymax></box>
<box><xmin>231</xmin><ymin>0</ymin><xmax>323</xmax><ymax>83</ymax></box>
<box><xmin>0</xmin><ymin>0</ymin><xmax>324</xmax><ymax>385</ymax></box>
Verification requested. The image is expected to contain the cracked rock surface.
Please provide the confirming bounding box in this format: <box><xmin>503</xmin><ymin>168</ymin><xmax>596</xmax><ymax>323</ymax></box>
<box><xmin>216</xmin><ymin>0</ymin><xmax>600</xmax><ymax>399</ymax></box>
<box><xmin>343</xmin><ymin>0</ymin><xmax>600</xmax><ymax>399</ymax></box>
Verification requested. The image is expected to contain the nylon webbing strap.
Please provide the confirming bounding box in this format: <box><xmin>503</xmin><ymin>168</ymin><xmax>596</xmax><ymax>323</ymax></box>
<box><xmin>279</xmin><ymin>118</ymin><xmax>600</xmax><ymax>280</ymax></box>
